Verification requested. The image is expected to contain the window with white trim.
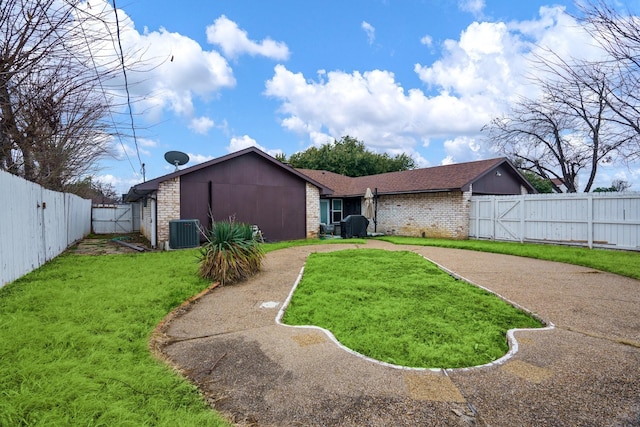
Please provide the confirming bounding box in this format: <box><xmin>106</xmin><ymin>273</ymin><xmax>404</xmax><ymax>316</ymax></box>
<box><xmin>331</xmin><ymin>199</ymin><xmax>343</xmax><ymax>223</ymax></box>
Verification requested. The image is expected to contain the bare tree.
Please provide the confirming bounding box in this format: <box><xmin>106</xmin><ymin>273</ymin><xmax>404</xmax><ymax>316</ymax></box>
<box><xmin>611</xmin><ymin>178</ymin><xmax>632</xmax><ymax>191</ymax></box>
<box><xmin>580</xmin><ymin>1</ymin><xmax>640</xmax><ymax>147</ymax></box>
<box><xmin>485</xmin><ymin>2</ymin><xmax>640</xmax><ymax>192</ymax></box>
<box><xmin>485</xmin><ymin>61</ymin><xmax>625</xmax><ymax>192</ymax></box>
<box><xmin>0</xmin><ymin>0</ymin><xmax>130</xmax><ymax>191</ymax></box>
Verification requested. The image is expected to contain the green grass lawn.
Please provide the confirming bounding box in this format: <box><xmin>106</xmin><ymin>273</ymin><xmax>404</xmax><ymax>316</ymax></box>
<box><xmin>0</xmin><ymin>249</ymin><xmax>230</xmax><ymax>427</ymax></box>
<box><xmin>378</xmin><ymin>236</ymin><xmax>640</xmax><ymax>280</ymax></box>
<box><xmin>282</xmin><ymin>249</ymin><xmax>543</xmax><ymax>369</ymax></box>
<box><xmin>1</xmin><ymin>235</ymin><xmax>635</xmax><ymax>424</ymax></box>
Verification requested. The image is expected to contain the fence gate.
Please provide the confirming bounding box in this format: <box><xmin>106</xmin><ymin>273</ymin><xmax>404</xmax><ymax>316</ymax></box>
<box><xmin>470</xmin><ymin>193</ymin><xmax>640</xmax><ymax>251</ymax></box>
<box><xmin>494</xmin><ymin>197</ymin><xmax>523</xmax><ymax>241</ymax></box>
<box><xmin>92</xmin><ymin>204</ymin><xmax>133</xmax><ymax>234</ymax></box>
<box><xmin>470</xmin><ymin>197</ymin><xmax>524</xmax><ymax>242</ymax></box>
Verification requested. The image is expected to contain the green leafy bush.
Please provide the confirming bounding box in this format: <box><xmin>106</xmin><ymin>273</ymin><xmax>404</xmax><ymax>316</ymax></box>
<box><xmin>199</xmin><ymin>220</ymin><xmax>264</xmax><ymax>285</ymax></box>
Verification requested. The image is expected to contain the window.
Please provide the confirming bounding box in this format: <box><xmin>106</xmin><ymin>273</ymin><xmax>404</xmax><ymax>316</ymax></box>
<box><xmin>331</xmin><ymin>199</ymin><xmax>343</xmax><ymax>223</ymax></box>
<box><xmin>320</xmin><ymin>200</ymin><xmax>329</xmax><ymax>224</ymax></box>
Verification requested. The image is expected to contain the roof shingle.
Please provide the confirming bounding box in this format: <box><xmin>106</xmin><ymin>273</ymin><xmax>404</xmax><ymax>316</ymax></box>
<box><xmin>297</xmin><ymin>157</ymin><xmax>509</xmax><ymax>197</ymax></box>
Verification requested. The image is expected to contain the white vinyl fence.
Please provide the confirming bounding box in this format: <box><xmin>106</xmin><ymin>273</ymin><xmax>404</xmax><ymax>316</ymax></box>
<box><xmin>0</xmin><ymin>170</ymin><xmax>91</xmax><ymax>287</ymax></box>
<box><xmin>470</xmin><ymin>192</ymin><xmax>640</xmax><ymax>251</ymax></box>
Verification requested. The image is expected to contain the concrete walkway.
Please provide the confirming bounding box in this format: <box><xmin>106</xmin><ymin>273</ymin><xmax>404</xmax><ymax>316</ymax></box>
<box><xmin>156</xmin><ymin>241</ymin><xmax>640</xmax><ymax>426</ymax></box>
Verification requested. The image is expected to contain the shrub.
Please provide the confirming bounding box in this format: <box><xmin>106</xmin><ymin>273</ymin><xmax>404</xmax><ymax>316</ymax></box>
<box><xmin>198</xmin><ymin>220</ymin><xmax>264</xmax><ymax>285</ymax></box>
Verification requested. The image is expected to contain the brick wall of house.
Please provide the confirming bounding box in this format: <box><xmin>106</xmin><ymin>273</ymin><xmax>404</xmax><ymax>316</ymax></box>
<box><xmin>306</xmin><ymin>183</ymin><xmax>320</xmax><ymax>239</ymax></box>
<box><xmin>374</xmin><ymin>191</ymin><xmax>472</xmax><ymax>239</ymax></box>
<box><xmin>157</xmin><ymin>177</ymin><xmax>181</xmax><ymax>246</ymax></box>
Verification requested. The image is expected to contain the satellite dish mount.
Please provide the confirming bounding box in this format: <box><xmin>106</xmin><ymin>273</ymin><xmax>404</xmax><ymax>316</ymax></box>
<box><xmin>164</xmin><ymin>151</ymin><xmax>189</xmax><ymax>172</ymax></box>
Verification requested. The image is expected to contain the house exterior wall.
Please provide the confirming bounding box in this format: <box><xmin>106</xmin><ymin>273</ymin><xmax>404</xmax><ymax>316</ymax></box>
<box><xmin>374</xmin><ymin>191</ymin><xmax>472</xmax><ymax>239</ymax></box>
<box><xmin>179</xmin><ymin>152</ymin><xmax>309</xmax><ymax>242</ymax></box>
<box><xmin>472</xmin><ymin>167</ymin><xmax>532</xmax><ymax>195</ymax></box>
<box><xmin>306</xmin><ymin>183</ymin><xmax>320</xmax><ymax>238</ymax></box>
<box><xmin>139</xmin><ymin>199</ymin><xmax>153</xmax><ymax>242</ymax></box>
<box><xmin>157</xmin><ymin>177</ymin><xmax>181</xmax><ymax>246</ymax></box>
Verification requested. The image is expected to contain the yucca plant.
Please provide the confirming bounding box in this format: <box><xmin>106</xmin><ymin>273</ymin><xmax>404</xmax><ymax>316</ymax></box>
<box><xmin>198</xmin><ymin>219</ymin><xmax>264</xmax><ymax>285</ymax></box>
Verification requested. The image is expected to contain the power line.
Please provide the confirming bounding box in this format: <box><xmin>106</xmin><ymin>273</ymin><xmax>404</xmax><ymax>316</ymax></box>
<box><xmin>111</xmin><ymin>0</ymin><xmax>143</xmax><ymax>170</ymax></box>
<box><xmin>75</xmin><ymin>2</ymin><xmax>138</xmax><ymax>177</ymax></box>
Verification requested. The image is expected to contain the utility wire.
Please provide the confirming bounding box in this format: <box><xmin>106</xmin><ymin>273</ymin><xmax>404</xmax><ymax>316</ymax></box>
<box><xmin>111</xmin><ymin>0</ymin><xmax>143</xmax><ymax>170</ymax></box>
<box><xmin>76</xmin><ymin>2</ymin><xmax>138</xmax><ymax>177</ymax></box>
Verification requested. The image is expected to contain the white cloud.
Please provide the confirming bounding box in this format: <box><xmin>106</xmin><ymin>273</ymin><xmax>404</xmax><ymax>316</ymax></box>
<box><xmin>458</xmin><ymin>0</ymin><xmax>485</xmax><ymax>17</ymax></box>
<box><xmin>186</xmin><ymin>153</ymin><xmax>215</xmax><ymax>164</ymax></box>
<box><xmin>95</xmin><ymin>173</ymin><xmax>141</xmax><ymax>195</ymax></box>
<box><xmin>189</xmin><ymin>116</ymin><xmax>215</xmax><ymax>134</ymax></box>
<box><xmin>138</xmin><ymin>138</ymin><xmax>158</xmax><ymax>148</ymax></box>
<box><xmin>442</xmin><ymin>136</ymin><xmax>489</xmax><ymax>163</ymax></box>
<box><xmin>206</xmin><ymin>15</ymin><xmax>290</xmax><ymax>60</ymax></box>
<box><xmin>361</xmin><ymin>21</ymin><xmax>375</xmax><ymax>45</ymax></box>
<box><xmin>96</xmin><ymin>174</ymin><xmax>123</xmax><ymax>187</ymax></box>
<box><xmin>416</xmin><ymin>6</ymin><xmax>607</xmax><ymax>102</ymax></box>
<box><xmin>75</xmin><ymin>0</ymin><xmax>235</xmax><ymax>122</ymax></box>
<box><xmin>227</xmin><ymin>135</ymin><xmax>283</xmax><ymax>158</ymax></box>
<box><xmin>415</xmin><ymin>21</ymin><xmax>531</xmax><ymax>104</ymax></box>
<box><xmin>261</xmin><ymin>9</ymin><xmax>573</xmax><ymax>163</ymax></box>
<box><xmin>264</xmin><ymin>6</ymin><xmax>610</xmax><ymax>167</ymax></box>
<box><xmin>441</xmin><ymin>155</ymin><xmax>454</xmax><ymax>166</ymax></box>
<box><xmin>420</xmin><ymin>35</ymin><xmax>433</xmax><ymax>48</ymax></box>
<box><xmin>113</xmin><ymin>140</ymin><xmax>151</xmax><ymax>160</ymax></box>
<box><xmin>265</xmin><ymin>64</ymin><xmax>491</xmax><ymax>156</ymax></box>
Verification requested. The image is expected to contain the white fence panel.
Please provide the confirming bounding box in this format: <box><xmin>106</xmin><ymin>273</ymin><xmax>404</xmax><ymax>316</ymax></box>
<box><xmin>67</xmin><ymin>193</ymin><xmax>92</xmax><ymax>243</ymax></box>
<box><xmin>0</xmin><ymin>170</ymin><xmax>91</xmax><ymax>287</ymax></box>
<box><xmin>92</xmin><ymin>204</ymin><xmax>133</xmax><ymax>234</ymax></box>
<box><xmin>470</xmin><ymin>192</ymin><xmax>640</xmax><ymax>251</ymax></box>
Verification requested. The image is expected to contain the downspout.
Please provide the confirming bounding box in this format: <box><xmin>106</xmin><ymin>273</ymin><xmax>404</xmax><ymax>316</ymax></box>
<box><xmin>151</xmin><ymin>196</ymin><xmax>157</xmax><ymax>249</ymax></box>
<box><xmin>208</xmin><ymin>180</ymin><xmax>213</xmax><ymax>231</ymax></box>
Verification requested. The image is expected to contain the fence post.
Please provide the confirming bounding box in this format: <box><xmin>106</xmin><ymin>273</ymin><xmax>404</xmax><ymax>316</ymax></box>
<box><xmin>474</xmin><ymin>199</ymin><xmax>480</xmax><ymax>238</ymax></box>
<box><xmin>587</xmin><ymin>193</ymin><xmax>593</xmax><ymax>249</ymax></box>
<box><xmin>491</xmin><ymin>197</ymin><xmax>496</xmax><ymax>240</ymax></box>
<box><xmin>519</xmin><ymin>195</ymin><xmax>525</xmax><ymax>243</ymax></box>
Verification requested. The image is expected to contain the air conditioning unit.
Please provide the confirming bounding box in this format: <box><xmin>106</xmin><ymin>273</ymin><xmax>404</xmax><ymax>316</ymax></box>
<box><xmin>169</xmin><ymin>219</ymin><xmax>200</xmax><ymax>249</ymax></box>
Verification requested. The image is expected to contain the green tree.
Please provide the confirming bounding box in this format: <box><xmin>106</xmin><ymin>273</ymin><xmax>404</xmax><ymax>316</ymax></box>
<box><xmin>285</xmin><ymin>136</ymin><xmax>415</xmax><ymax>177</ymax></box>
<box><xmin>521</xmin><ymin>170</ymin><xmax>554</xmax><ymax>193</ymax></box>
<box><xmin>593</xmin><ymin>179</ymin><xmax>632</xmax><ymax>192</ymax></box>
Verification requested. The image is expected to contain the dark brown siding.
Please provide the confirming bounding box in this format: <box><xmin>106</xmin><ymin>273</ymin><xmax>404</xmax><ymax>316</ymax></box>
<box><xmin>472</xmin><ymin>167</ymin><xmax>524</xmax><ymax>195</ymax></box>
<box><xmin>180</xmin><ymin>152</ymin><xmax>307</xmax><ymax>241</ymax></box>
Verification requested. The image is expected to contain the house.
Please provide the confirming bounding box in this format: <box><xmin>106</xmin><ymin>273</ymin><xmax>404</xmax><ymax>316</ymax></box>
<box><xmin>125</xmin><ymin>148</ymin><xmax>534</xmax><ymax>247</ymax></box>
<box><xmin>551</xmin><ymin>177</ymin><xmax>569</xmax><ymax>193</ymax></box>
<box><xmin>125</xmin><ymin>147</ymin><xmax>331</xmax><ymax>248</ymax></box>
<box><xmin>298</xmin><ymin>157</ymin><xmax>536</xmax><ymax>239</ymax></box>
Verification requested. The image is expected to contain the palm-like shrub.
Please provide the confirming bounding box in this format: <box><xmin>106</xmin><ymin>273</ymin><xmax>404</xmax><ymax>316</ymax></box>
<box><xmin>198</xmin><ymin>220</ymin><xmax>264</xmax><ymax>285</ymax></box>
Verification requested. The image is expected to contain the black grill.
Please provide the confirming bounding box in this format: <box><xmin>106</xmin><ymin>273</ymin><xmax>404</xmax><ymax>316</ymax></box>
<box><xmin>340</xmin><ymin>215</ymin><xmax>369</xmax><ymax>238</ymax></box>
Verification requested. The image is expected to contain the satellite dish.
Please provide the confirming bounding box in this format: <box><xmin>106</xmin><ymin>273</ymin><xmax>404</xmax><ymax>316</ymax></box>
<box><xmin>164</xmin><ymin>151</ymin><xmax>189</xmax><ymax>171</ymax></box>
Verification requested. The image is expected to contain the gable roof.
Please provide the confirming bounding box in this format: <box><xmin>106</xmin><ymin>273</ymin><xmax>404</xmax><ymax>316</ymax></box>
<box><xmin>298</xmin><ymin>157</ymin><xmax>534</xmax><ymax>197</ymax></box>
<box><xmin>125</xmin><ymin>147</ymin><xmax>332</xmax><ymax>202</ymax></box>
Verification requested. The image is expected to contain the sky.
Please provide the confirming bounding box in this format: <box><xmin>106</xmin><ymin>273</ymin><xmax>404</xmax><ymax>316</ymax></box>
<box><xmin>85</xmin><ymin>0</ymin><xmax>640</xmax><ymax>195</ymax></box>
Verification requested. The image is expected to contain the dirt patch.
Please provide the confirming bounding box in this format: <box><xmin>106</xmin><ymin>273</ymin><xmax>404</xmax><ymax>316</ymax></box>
<box><xmin>69</xmin><ymin>234</ymin><xmax>154</xmax><ymax>255</ymax></box>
